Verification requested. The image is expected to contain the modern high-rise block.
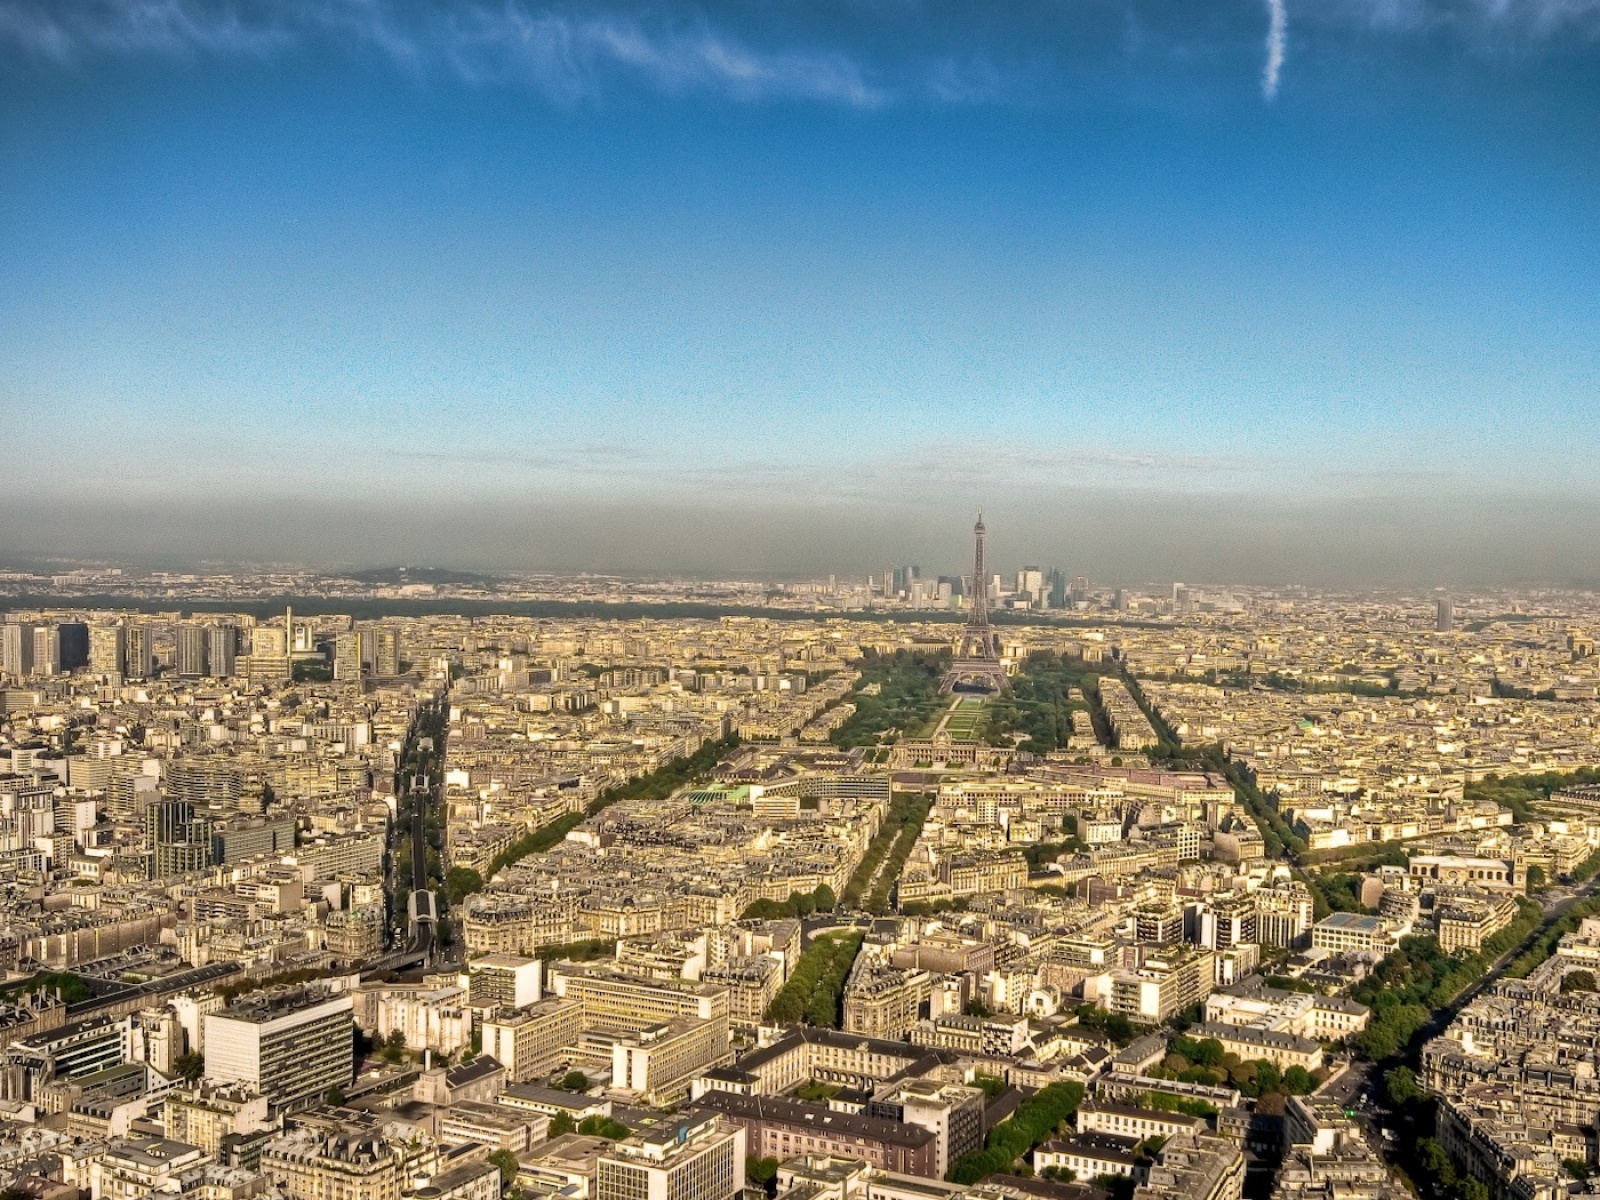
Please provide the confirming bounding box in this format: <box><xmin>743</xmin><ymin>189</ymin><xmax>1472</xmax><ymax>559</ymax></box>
<box><xmin>334</xmin><ymin>630</ymin><xmax>370</xmax><ymax>681</ymax></box>
<box><xmin>208</xmin><ymin>624</ymin><xmax>237</xmax><ymax>678</ymax></box>
<box><xmin>204</xmin><ymin>987</ymin><xmax>354</xmax><ymax>1110</ymax></box>
<box><xmin>1</xmin><ymin>623</ymin><xmax>34</xmax><ymax>678</ymax></box>
<box><xmin>124</xmin><ymin>625</ymin><xmax>154</xmax><ymax>679</ymax></box>
<box><xmin>88</xmin><ymin>624</ymin><xmax>126</xmax><ymax>677</ymax></box>
<box><xmin>372</xmin><ymin>627</ymin><xmax>400</xmax><ymax>676</ymax></box>
<box><xmin>1436</xmin><ymin>597</ymin><xmax>1454</xmax><ymax>633</ymax></box>
<box><xmin>176</xmin><ymin>626</ymin><xmax>208</xmax><ymax>677</ymax></box>
<box><xmin>597</xmin><ymin>1111</ymin><xmax>744</xmax><ymax>1200</ymax></box>
<box><xmin>144</xmin><ymin>798</ymin><xmax>214</xmax><ymax>877</ymax></box>
<box><xmin>30</xmin><ymin>626</ymin><xmax>59</xmax><ymax>676</ymax></box>
<box><xmin>57</xmin><ymin>623</ymin><xmax>90</xmax><ymax>671</ymax></box>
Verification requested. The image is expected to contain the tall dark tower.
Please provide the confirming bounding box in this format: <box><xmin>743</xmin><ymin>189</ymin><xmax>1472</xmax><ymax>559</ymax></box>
<box><xmin>943</xmin><ymin>511</ymin><xmax>1008</xmax><ymax>693</ymax></box>
<box><xmin>969</xmin><ymin>513</ymin><xmax>989</xmax><ymax>628</ymax></box>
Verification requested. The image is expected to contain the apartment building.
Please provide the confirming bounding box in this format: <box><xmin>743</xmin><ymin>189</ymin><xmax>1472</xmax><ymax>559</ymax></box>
<box><xmin>469</xmin><ymin>955</ymin><xmax>543</xmax><ymax>1010</ymax></box>
<box><xmin>1076</xmin><ymin>1100</ymin><xmax>1208</xmax><ymax>1142</ymax></box>
<box><xmin>596</xmin><ymin>1112</ymin><xmax>745</xmax><ymax>1200</ymax></box>
<box><xmin>611</xmin><ymin>1018</ymin><xmax>734</xmax><ymax>1106</ymax></box>
<box><xmin>842</xmin><ymin>960</ymin><xmax>932</xmax><ymax>1041</ymax></box>
<box><xmin>482</xmin><ymin>998</ymin><xmax>584</xmax><ymax>1082</ymax></box>
<box><xmin>693</xmin><ymin>1091</ymin><xmax>937</xmax><ymax>1178</ymax></box>
<box><xmin>548</xmin><ymin>965</ymin><xmax>729</xmax><ymax>1036</ymax></box>
<box><xmin>161</xmin><ymin>1083</ymin><xmax>273</xmax><ymax>1155</ymax></box>
<box><xmin>868</xmin><ymin>1079</ymin><xmax>986</xmax><ymax>1178</ymax></box>
<box><xmin>1310</xmin><ymin>914</ymin><xmax>1392</xmax><ymax>956</ymax></box>
<box><xmin>1108</xmin><ymin>948</ymin><xmax>1215</xmax><ymax>1022</ymax></box>
<box><xmin>203</xmin><ymin>987</ymin><xmax>354</xmax><ymax>1110</ymax></box>
<box><xmin>260</xmin><ymin>1130</ymin><xmax>401</xmax><ymax>1200</ymax></box>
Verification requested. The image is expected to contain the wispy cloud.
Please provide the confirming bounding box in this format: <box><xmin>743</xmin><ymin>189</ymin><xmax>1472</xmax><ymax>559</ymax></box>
<box><xmin>0</xmin><ymin>0</ymin><xmax>890</xmax><ymax>106</ymax></box>
<box><xmin>437</xmin><ymin>6</ymin><xmax>887</xmax><ymax>105</ymax></box>
<box><xmin>1315</xmin><ymin>0</ymin><xmax>1600</xmax><ymax>39</ymax></box>
<box><xmin>1262</xmin><ymin>0</ymin><xmax>1287</xmax><ymax>99</ymax></box>
<box><xmin>1</xmin><ymin>1</ymin><xmax>1597</xmax><ymax>110</ymax></box>
<box><xmin>0</xmin><ymin>0</ymin><xmax>290</xmax><ymax>60</ymax></box>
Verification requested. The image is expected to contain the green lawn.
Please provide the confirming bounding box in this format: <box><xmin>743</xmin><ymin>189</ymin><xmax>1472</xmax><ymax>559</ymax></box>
<box><xmin>928</xmin><ymin>696</ymin><xmax>989</xmax><ymax>741</ymax></box>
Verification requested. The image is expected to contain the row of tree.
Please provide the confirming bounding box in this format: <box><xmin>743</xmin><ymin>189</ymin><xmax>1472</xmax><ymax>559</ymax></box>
<box><xmin>763</xmin><ymin>930</ymin><xmax>865</xmax><ymax>1027</ymax></box>
<box><xmin>445</xmin><ymin>733</ymin><xmax>742</xmax><ymax>912</ymax></box>
<box><xmin>829</xmin><ymin>650</ymin><xmax>949</xmax><ymax>749</ymax></box>
<box><xmin>981</xmin><ymin>652</ymin><xmax>1101</xmax><ymax>753</ymax></box>
<box><xmin>867</xmin><ymin>799</ymin><xmax>932</xmax><ymax>913</ymax></box>
<box><xmin>740</xmin><ymin>885</ymin><xmax>836</xmax><ymax>921</ymax></box>
<box><xmin>1153</xmin><ymin>1035</ymin><xmax>1318</xmax><ymax>1098</ymax></box>
<box><xmin>840</xmin><ymin>793</ymin><xmax>931</xmax><ymax>908</ymax></box>
<box><xmin>946</xmin><ymin>1080</ymin><xmax>1086</xmax><ymax>1183</ymax></box>
<box><xmin>1350</xmin><ymin>901</ymin><xmax>1544</xmax><ymax>1061</ymax></box>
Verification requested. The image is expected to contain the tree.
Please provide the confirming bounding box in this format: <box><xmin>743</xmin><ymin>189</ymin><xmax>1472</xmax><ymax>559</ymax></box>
<box><xmin>812</xmin><ymin>884</ymin><xmax>836</xmax><ymax>912</ymax></box>
<box><xmin>1256</xmin><ymin>1091</ymin><xmax>1287</xmax><ymax>1116</ymax></box>
<box><xmin>446</xmin><ymin>867</ymin><xmax>484</xmax><ymax>906</ymax></box>
<box><xmin>578</xmin><ymin>1116</ymin><xmax>630</xmax><ymax>1140</ymax></box>
<box><xmin>1417</xmin><ymin>1139</ymin><xmax>1456</xmax><ymax>1189</ymax></box>
<box><xmin>1283</xmin><ymin>1066</ymin><xmax>1314</xmax><ymax>1095</ymax></box>
<box><xmin>1562</xmin><ymin>970</ymin><xmax>1597</xmax><ymax>994</ymax></box>
<box><xmin>1527</xmin><ymin>864</ymin><xmax>1547</xmax><ymax>890</ymax></box>
<box><xmin>549</xmin><ymin>1112</ymin><xmax>577</xmax><ymax>1137</ymax></box>
<box><xmin>1255</xmin><ymin>1062</ymin><xmax>1282</xmax><ymax>1097</ymax></box>
<box><xmin>746</xmin><ymin>1157</ymin><xmax>779</xmax><ymax>1186</ymax></box>
<box><xmin>1384</xmin><ymin>1066</ymin><xmax>1421</xmax><ymax>1108</ymax></box>
<box><xmin>1455</xmin><ymin>1180</ymin><xmax>1489</xmax><ymax>1200</ymax></box>
<box><xmin>560</xmin><ymin>1070</ymin><xmax>591</xmax><ymax>1093</ymax></box>
<box><xmin>382</xmin><ymin>1029</ymin><xmax>408</xmax><ymax>1063</ymax></box>
<box><xmin>326</xmin><ymin>1085</ymin><xmax>347</xmax><ymax>1106</ymax></box>
<box><xmin>173</xmin><ymin>1051</ymin><xmax>205</xmax><ymax>1082</ymax></box>
<box><xmin>489</xmin><ymin>1149</ymin><xmax>520</xmax><ymax>1193</ymax></box>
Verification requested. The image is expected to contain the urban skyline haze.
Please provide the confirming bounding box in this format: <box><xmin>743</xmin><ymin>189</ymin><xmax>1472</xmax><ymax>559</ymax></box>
<box><xmin>2</xmin><ymin>0</ymin><xmax>1597</xmax><ymax>581</ymax></box>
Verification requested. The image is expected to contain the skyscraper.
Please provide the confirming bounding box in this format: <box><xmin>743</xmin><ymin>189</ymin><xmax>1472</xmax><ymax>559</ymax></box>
<box><xmin>1016</xmin><ymin>567</ymin><xmax>1044</xmax><ymax>603</ymax></box>
<box><xmin>88</xmin><ymin>624</ymin><xmax>126</xmax><ymax>678</ymax></box>
<box><xmin>208</xmin><ymin>625</ymin><xmax>237</xmax><ymax>678</ymax></box>
<box><xmin>125</xmin><ymin>625</ymin><xmax>155</xmax><ymax>679</ymax></box>
<box><xmin>30</xmin><ymin>626</ymin><xmax>60</xmax><ymax>676</ymax></box>
<box><xmin>57</xmin><ymin>623</ymin><xmax>90</xmax><ymax>671</ymax></box>
<box><xmin>334</xmin><ymin>630</ymin><xmax>368</xmax><ymax>681</ymax></box>
<box><xmin>1436</xmin><ymin>597</ymin><xmax>1454</xmax><ymax>633</ymax></box>
<box><xmin>2</xmin><ymin>623</ymin><xmax>35</xmax><ymax>679</ymax></box>
<box><xmin>372</xmin><ymin>627</ymin><xmax>400</xmax><ymax>677</ymax></box>
<box><xmin>176</xmin><ymin>626</ymin><xmax>208</xmax><ymax>677</ymax></box>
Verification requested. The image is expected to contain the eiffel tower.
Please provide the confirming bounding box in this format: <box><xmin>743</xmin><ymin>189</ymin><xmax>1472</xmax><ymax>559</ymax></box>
<box><xmin>941</xmin><ymin>512</ymin><xmax>1009</xmax><ymax>694</ymax></box>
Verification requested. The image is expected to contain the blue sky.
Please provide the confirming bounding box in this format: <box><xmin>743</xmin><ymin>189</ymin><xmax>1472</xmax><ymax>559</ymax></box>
<box><xmin>2</xmin><ymin>1</ymin><xmax>1598</xmax><ymax>579</ymax></box>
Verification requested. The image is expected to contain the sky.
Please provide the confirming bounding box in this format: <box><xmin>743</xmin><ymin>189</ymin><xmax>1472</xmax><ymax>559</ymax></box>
<box><xmin>1</xmin><ymin>0</ymin><xmax>1598</xmax><ymax>584</ymax></box>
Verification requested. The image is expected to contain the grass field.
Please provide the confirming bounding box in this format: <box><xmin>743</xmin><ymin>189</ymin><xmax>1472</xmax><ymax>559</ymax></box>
<box><xmin>937</xmin><ymin>696</ymin><xmax>989</xmax><ymax>741</ymax></box>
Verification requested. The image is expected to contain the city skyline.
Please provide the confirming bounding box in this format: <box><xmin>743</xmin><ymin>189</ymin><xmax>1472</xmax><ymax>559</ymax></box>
<box><xmin>3</xmin><ymin>2</ymin><xmax>1599</xmax><ymax>580</ymax></box>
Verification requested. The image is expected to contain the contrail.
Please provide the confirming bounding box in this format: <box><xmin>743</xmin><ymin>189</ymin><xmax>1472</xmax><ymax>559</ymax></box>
<box><xmin>1262</xmin><ymin>0</ymin><xmax>1286</xmax><ymax>100</ymax></box>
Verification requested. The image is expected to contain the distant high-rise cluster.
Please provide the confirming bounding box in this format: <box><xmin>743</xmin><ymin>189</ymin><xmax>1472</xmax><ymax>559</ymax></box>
<box><xmin>0</xmin><ymin>608</ymin><xmax>401</xmax><ymax>684</ymax></box>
